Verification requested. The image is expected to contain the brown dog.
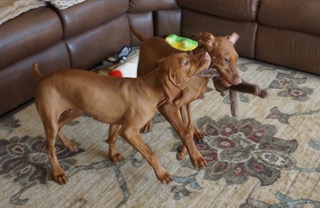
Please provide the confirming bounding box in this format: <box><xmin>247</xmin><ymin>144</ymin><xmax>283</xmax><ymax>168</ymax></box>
<box><xmin>131</xmin><ymin>26</ymin><xmax>267</xmax><ymax>164</ymax></box>
<box><xmin>33</xmin><ymin>52</ymin><xmax>211</xmax><ymax>185</ymax></box>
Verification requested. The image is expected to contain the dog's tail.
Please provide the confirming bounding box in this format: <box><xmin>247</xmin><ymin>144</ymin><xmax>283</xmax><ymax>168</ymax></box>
<box><xmin>129</xmin><ymin>24</ymin><xmax>147</xmax><ymax>42</ymax></box>
<box><xmin>32</xmin><ymin>63</ymin><xmax>43</xmax><ymax>82</ymax></box>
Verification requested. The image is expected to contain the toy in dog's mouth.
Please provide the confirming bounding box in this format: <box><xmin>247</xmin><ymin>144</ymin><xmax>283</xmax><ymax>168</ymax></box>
<box><xmin>199</xmin><ymin>67</ymin><xmax>241</xmax><ymax>87</ymax></box>
<box><xmin>215</xmin><ymin>76</ymin><xmax>232</xmax><ymax>87</ymax></box>
<box><xmin>199</xmin><ymin>67</ymin><xmax>219</xmax><ymax>78</ymax></box>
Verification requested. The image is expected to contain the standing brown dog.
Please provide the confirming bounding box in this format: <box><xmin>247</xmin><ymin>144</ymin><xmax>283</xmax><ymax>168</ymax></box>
<box><xmin>131</xmin><ymin>26</ymin><xmax>267</xmax><ymax>164</ymax></box>
<box><xmin>33</xmin><ymin>52</ymin><xmax>211</xmax><ymax>185</ymax></box>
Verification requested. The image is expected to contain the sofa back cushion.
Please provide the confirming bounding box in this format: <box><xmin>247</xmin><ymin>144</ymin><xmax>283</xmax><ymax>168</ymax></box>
<box><xmin>0</xmin><ymin>7</ymin><xmax>63</xmax><ymax>69</ymax></box>
<box><xmin>58</xmin><ymin>0</ymin><xmax>129</xmax><ymax>39</ymax></box>
<box><xmin>128</xmin><ymin>0</ymin><xmax>178</xmax><ymax>13</ymax></box>
<box><xmin>258</xmin><ymin>0</ymin><xmax>320</xmax><ymax>36</ymax></box>
<box><xmin>177</xmin><ymin>0</ymin><xmax>260</xmax><ymax>21</ymax></box>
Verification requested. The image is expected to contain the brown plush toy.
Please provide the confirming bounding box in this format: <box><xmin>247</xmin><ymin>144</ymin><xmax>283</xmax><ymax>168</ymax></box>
<box><xmin>213</xmin><ymin>77</ymin><xmax>268</xmax><ymax>98</ymax></box>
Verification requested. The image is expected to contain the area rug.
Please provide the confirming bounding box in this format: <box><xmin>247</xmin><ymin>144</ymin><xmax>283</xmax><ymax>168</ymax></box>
<box><xmin>0</xmin><ymin>56</ymin><xmax>320</xmax><ymax>208</ymax></box>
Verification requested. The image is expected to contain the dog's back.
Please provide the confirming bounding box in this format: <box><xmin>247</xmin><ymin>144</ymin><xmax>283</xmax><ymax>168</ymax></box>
<box><xmin>130</xmin><ymin>25</ymin><xmax>181</xmax><ymax>77</ymax></box>
<box><xmin>138</xmin><ymin>37</ymin><xmax>180</xmax><ymax>76</ymax></box>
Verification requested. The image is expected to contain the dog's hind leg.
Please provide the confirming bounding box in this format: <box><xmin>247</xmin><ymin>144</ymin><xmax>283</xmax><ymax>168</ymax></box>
<box><xmin>140</xmin><ymin>120</ymin><xmax>152</xmax><ymax>134</ymax></box>
<box><xmin>57</xmin><ymin>109</ymin><xmax>84</xmax><ymax>152</ymax></box>
<box><xmin>107</xmin><ymin>124</ymin><xmax>123</xmax><ymax>162</ymax></box>
<box><xmin>43</xmin><ymin>120</ymin><xmax>69</xmax><ymax>184</ymax></box>
<box><xmin>57</xmin><ymin>131</ymin><xmax>78</xmax><ymax>152</ymax></box>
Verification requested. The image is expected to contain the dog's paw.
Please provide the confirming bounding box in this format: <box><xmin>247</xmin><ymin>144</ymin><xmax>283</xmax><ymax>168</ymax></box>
<box><xmin>259</xmin><ymin>89</ymin><xmax>268</xmax><ymax>98</ymax></box>
<box><xmin>176</xmin><ymin>145</ymin><xmax>187</xmax><ymax>160</ymax></box>
<box><xmin>67</xmin><ymin>143</ymin><xmax>79</xmax><ymax>152</ymax></box>
<box><xmin>193</xmin><ymin>129</ymin><xmax>206</xmax><ymax>141</ymax></box>
<box><xmin>110</xmin><ymin>153</ymin><xmax>123</xmax><ymax>163</ymax></box>
<box><xmin>156</xmin><ymin>170</ymin><xmax>173</xmax><ymax>184</ymax></box>
<box><xmin>53</xmin><ymin>172</ymin><xmax>68</xmax><ymax>185</ymax></box>
<box><xmin>160</xmin><ymin>174</ymin><xmax>173</xmax><ymax>184</ymax></box>
<box><xmin>191</xmin><ymin>156</ymin><xmax>207</xmax><ymax>170</ymax></box>
<box><xmin>139</xmin><ymin>123</ymin><xmax>152</xmax><ymax>134</ymax></box>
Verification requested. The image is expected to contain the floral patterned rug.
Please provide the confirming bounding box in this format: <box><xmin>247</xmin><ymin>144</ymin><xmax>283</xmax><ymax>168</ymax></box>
<box><xmin>0</xmin><ymin>57</ymin><xmax>320</xmax><ymax>207</ymax></box>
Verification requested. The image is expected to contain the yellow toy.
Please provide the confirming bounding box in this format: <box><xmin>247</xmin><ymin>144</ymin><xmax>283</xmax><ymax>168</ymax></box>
<box><xmin>165</xmin><ymin>34</ymin><xmax>198</xmax><ymax>51</ymax></box>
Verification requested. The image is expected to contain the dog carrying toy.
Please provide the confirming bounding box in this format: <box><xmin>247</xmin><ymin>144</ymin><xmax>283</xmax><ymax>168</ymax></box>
<box><xmin>165</xmin><ymin>34</ymin><xmax>198</xmax><ymax>51</ymax></box>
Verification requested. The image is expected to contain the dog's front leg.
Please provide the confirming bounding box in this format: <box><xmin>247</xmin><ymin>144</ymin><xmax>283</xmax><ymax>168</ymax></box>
<box><xmin>178</xmin><ymin>78</ymin><xmax>208</xmax><ymax>142</ymax></box>
<box><xmin>118</xmin><ymin>126</ymin><xmax>172</xmax><ymax>184</ymax></box>
<box><xmin>179</xmin><ymin>103</ymin><xmax>206</xmax><ymax>141</ymax></box>
<box><xmin>158</xmin><ymin>103</ymin><xmax>207</xmax><ymax>169</ymax></box>
<box><xmin>178</xmin><ymin>104</ymin><xmax>206</xmax><ymax>161</ymax></box>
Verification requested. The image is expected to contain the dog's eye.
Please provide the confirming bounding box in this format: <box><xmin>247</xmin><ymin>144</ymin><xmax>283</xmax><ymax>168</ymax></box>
<box><xmin>184</xmin><ymin>60</ymin><xmax>189</xmax><ymax>66</ymax></box>
<box><xmin>224</xmin><ymin>57</ymin><xmax>230</xmax><ymax>64</ymax></box>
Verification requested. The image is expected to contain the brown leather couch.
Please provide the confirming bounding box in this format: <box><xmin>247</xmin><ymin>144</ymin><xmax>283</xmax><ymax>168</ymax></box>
<box><xmin>178</xmin><ymin>0</ymin><xmax>320</xmax><ymax>74</ymax></box>
<box><xmin>0</xmin><ymin>0</ymin><xmax>319</xmax><ymax>117</ymax></box>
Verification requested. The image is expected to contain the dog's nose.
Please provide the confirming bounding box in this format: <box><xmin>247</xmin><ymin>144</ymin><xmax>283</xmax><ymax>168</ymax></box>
<box><xmin>204</xmin><ymin>52</ymin><xmax>210</xmax><ymax>60</ymax></box>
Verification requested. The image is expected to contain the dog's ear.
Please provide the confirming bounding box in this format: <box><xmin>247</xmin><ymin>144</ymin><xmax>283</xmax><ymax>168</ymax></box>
<box><xmin>197</xmin><ymin>33</ymin><xmax>216</xmax><ymax>51</ymax></box>
<box><xmin>161</xmin><ymin>68</ymin><xmax>184</xmax><ymax>106</ymax></box>
<box><xmin>228</xmin><ymin>32</ymin><xmax>239</xmax><ymax>45</ymax></box>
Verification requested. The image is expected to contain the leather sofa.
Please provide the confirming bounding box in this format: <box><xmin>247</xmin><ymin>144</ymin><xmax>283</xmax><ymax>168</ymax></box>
<box><xmin>0</xmin><ymin>0</ymin><xmax>319</xmax><ymax>117</ymax></box>
<box><xmin>178</xmin><ymin>0</ymin><xmax>320</xmax><ymax>74</ymax></box>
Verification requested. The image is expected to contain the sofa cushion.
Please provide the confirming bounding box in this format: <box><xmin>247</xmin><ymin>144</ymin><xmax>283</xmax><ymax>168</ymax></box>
<box><xmin>0</xmin><ymin>42</ymin><xmax>70</xmax><ymax>115</ymax></box>
<box><xmin>58</xmin><ymin>0</ymin><xmax>129</xmax><ymax>38</ymax></box>
<box><xmin>154</xmin><ymin>9</ymin><xmax>181</xmax><ymax>37</ymax></box>
<box><xmin>128</xmin><ymin>0</ymin><xmax>178</xmax><ymax>13</ymax></box>
<box><xmin>0</xmin><ymin>7</ymin><xmax>63</xmax><ymax>69</ymax></box>
<box><xmin>65</xmin><ymin>15</ymin><xmax>131</xmax><ymax>69</ymax></box>
<box><xmin>177</xmin><ymin>0</ymin><xmax>259</xmax><ymax>21</ymax></box>
<box><xmin>258</xmin><ymin>0</ymin><xmax>320</xmax><ymax>36</ymax></box>
<box><xmin>128</xmin><ymin>12</ymin><xmax>154</xmax><ymax>46</ymax></box>
<box><xmin>256</xmin><ymin>26</ymin><xmax>320</xmax><ymax>75</ymax></box>
<box><xmin>181</xmin><ymin>9</ymin><xmax>257</xmax><ymax>58</ymax></box>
